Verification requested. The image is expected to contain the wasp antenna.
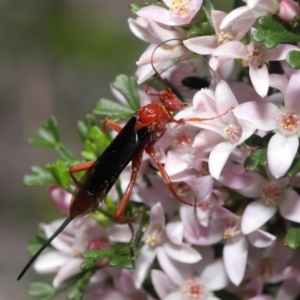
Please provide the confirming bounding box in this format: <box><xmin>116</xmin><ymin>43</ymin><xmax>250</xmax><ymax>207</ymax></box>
<box><xmin>17</xmin><ymin>216</ymin><xmax>73</xmax><ymax>281</ymax></box>
<box><xmin>145</xmin><ymin>38</ymin><xmax>184</xmax><ymax>95</ymax></box>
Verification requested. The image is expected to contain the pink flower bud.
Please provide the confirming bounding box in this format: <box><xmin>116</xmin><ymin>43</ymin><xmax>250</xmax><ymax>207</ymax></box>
<box><xmin>279</xmin><ymin>0</ymin><xmax>300</xmax><ymax>22</ymax></box>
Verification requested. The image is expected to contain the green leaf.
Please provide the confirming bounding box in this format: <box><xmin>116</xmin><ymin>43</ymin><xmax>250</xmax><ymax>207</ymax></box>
<box><xmin>130</xmin><ymin>3</ymin><xmax>146</xmax><ymax>14</ymax></box>
<box><xmin>112</xmin><ymin>75</ymin><xmax>140</xmax><ymax>111</ymax></box>
<box><xmin>27</xmin><ymin>233</ymin><xmax>51</xmax><ymax>256</ymax></box>
<box><xmin>244</xmin><ymin>134</ymin><xmax>263</xmax><ymax>147</ymax></box>
<box><xmin>76</xmin><ymin>115</ymin><xmax>96</xmax><ymax>143</ymax></box>
<box><xmin>28</xmin><ymin>282</ymin><xmax>55</xmax><ymax>300</ymax></box>
<box><xmin>287</xmin><ymin>50</ymin><xmax>300</xmax><ymax>69</ymax></box>
<box><xmin>89</xmin><ymin>126</ymin><xmax>110</xmax><ymax>149</ymax></box>
<box><xmin>286</xmin><ymin>158</ymin><xmax>300</xmax><ymax>177</ymax></box>
<box><xmin>24</xmin><ymin>166</ymin><xmax>55</xmax><ymax>186</ymax></box>
<box><xmin>244</xmin><ymin>148</ymin><xmax>267</xmax><ymax>171</ymax></box>
<box><xmin>109</xmin><ymin>256</ymin><xmax>134</xmax><ymax>268</ymax></box>
<box><xmin>253</xmin><ymin>16</ymin><xmax>300</xmax><ymax>49</ymax></box>
<box><xmin>29</xmin><ymin>116</ymin><xmax>76</xmax><ymax>164</ymax></box>
<box><xmin>46</xmin><ymin>160</ymin><xmax>72</xmax><ymax>187</ymax></box>
<box><xmin>285</xmin><ymin>224</ymin><xmax>300</xmax><ymax>250</ymax></box>
<box><xmin>82</xmin><ymin>249</ymin><xmax>114</xmax><ymax>259</ymax></box>
<box><xmin>82</xmin><ymin>140</ymin><xmax>99</xmax><ymax>161</ymax></box>
<box><xmin>185</xmin><ymin>22</ymin><xmax>214</xmax><ymax>37</ymax></box>
<box><xmin>202</xmin><ymin>0</ymin><xmax>215</xmax><ymax>29</ymax></box>
<box><xmin>67</xmin><ymin>269</ymin><xmax>95</xmax><ymax>300</ymax></box>
<box><xmin>94</xmin><ymin>98</ymin><xmax>135</xmax><ymax>120</ymax></box>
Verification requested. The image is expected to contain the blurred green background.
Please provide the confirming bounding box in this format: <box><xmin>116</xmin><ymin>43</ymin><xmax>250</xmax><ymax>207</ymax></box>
<box><xmin>0</xmin><ymin>1</ymin><xmax>144</xmax><ymax>299</ymax></box>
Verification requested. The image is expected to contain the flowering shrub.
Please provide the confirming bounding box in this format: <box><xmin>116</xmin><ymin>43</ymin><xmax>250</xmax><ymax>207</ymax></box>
<box><xmin>21</xmin><ymin>0</ymin><xmax>300</xmax><ymax>299</ymax></box>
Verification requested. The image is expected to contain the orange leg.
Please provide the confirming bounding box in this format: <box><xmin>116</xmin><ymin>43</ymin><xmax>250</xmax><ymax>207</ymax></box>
<box><xmin>175</xmin><ymin>106</ymin><xmax>234</xmax><ymax>124</ymax></box>
<box><xmin>145</xmin><ymin>145</ymin><xmax>209</xmax><ymax>209</ymax></box>
<box><xmin>69</xmin><ymin>161</ymin><xmax>95</xmax><ymax>185</ymax></box>
<box><xmin>103</xmin><ymin>118</ymin><xmax>122</xmax><ymax>133</ymax></box>
<box><xmin>114</xmin><ymin>150</ymin><xmax>144</xmax><ymax>222</ymax></box>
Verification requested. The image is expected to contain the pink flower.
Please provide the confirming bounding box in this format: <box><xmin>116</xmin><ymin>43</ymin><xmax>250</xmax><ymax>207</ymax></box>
<box><xmin>212</xmin><ymin>206</ymin><xmax>275</xmax><ymax>286</ymax></box>
<box><xmin>234</xmin><ymin>70</ymin><xmax>300</xmax><ymax>178</ymax></box>
<box><xmin>152</xmin><ymin>248</ymin><xmax>228</xmax><ymax>300</ymax></box>
<box><xmin>213</xmin><ymin>41</ymin><xmax>298</xmax><ymax>97</ymax></box>
<box><xmin>183</xmin><ymin>10</ymin><xmax>252</xmax><ymax>70</ymax></box>
<box><xmin>247</xmin><ymin>238</ymin><xmax>297</xmax><ymax>284</ymax></box>
<box><xmin>133</xmin><ymin>202</ymin><xmax>201</xmax><ymax>289</ymax></box>
<box><xmin>34</xmin><ymin>217</ymin><xmax>108</xmax><ymax>287</ymax></box>
<box><xmin>128</xmin><ymin>18</ymin><xmax>186</xmax><ymax>83</ymax></box>
<box><xmin>240</xmin><ymin>173</ymin><xmax>300</xmax><ymax>234</ymax></box>
<box><xmin>136</xmin><ymin>0</ymin><xmax>203</xmax><ymax>26</ymax></box>
<box><xmin>279</xmin><ymin>0</ymin><xmax>300</xmax><ymax>22</ymax></box>
<box><xmin>177</xmin><ymin>80</ymin><xmax>256</xmax><ymax>179</ymax></box>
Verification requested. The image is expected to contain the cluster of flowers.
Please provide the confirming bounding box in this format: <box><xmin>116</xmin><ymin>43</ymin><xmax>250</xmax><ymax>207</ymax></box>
<box><xmin>25</xmin><ymin>0</ymin><xmax>300</xmax><ymax>299</ymax></box>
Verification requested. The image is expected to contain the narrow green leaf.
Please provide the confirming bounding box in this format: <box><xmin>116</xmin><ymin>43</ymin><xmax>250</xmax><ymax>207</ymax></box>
<box><xmin>286</xmin><ymin>158</ymin><xmax>300</xmax><ymax>177</ymax></box>
<box><xmin>89</xmin><ymin>126</ymin><xmax>110</xmax><ymax>149</ymax></box>
<box><xmin>28</xmin><ymin>137</ymin><xmax>56</xmax><ymax>148</ymax></box>
<box><xmin>82</xmin><ymin>249</ymin><xmax>115</xmax><ymax>259</ymax></box>
<box><xmin>112</xmin><ymin>75</ymin><xmax>140</xmax><ymax>111</ymax></box>
<box><xmin>80</xmin><ymin>259</ymin><xmax>96</xmax><ymax>271</ymax></box>
<box><xmin>253</xmin><ymin>16</ymin><xmax>300</xmax><ymax>49</ymax></box>
<box><xmin>285</xmin><ymin>224</ymin><xmax>300</xmax><ymax>250</ymax></box>
<box><xmin>46</xmin><ymin>160</ymin><xmax>71</xmax><ymax>187</ymax></box>
<box><xmin>82</xmin><ymin>140</ymin><xmax>99</xmax><ymax>161</ymax></box>
<box><xmin>28</xmin><ymin>282</ymin><xmax>55</xmax><ymax>300</ymax></box>
<box><xmin>202</xmin><ymin>0</ymin><xmax>215</xmax><ymax>29</ymax></box>
<box><xmin>68</xmin><ymin>269</ymin><xmax>95</xmax><ymax>300</ymax></box>
<box><xmin>26</xmin><ymin>233</ymin><xmax>51</xmax><ymax>256</ymax></box>
<box><xmin>130</xmin><ymin>3</ymin><xmax>146</xmax><ymax>13</ymax></box>
<box><xmin>94</xmin><ymin>98</ymin><xmax>135</xmax><ymax>120</ymax></box>
<box><xmin>47</xmin><ymin>116</ymin><xmax>60</xmax><ymax>142</ymax></box>
<box><xmin>77</xmin><ymin>115</ymin><xmax>96</xmax><ymax>143</ymax></box>
<box><xmin>109</xmin><ymin>256</ymin><xmax>132</xmax><ymax>267</ymax></box>
<box><xmin>23</xmin><ymin>166</ymin><xmax>55</xmax><ymax>186</ymax></box>
<box><xmin>244</xmin><ymin>148</ymin><xmax>267</xmax><ymax>171</ymax></box>
<box><xmin>54</xmin><ymin>144</ymin><xmax>76</xmax><ymax>164</ymax></box>
<box><xmin>287</xmin><ymin>50</ymin><xmax>300</xmax><ymax>69</ymax></box>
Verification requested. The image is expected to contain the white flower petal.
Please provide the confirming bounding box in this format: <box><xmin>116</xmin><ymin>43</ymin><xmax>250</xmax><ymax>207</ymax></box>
<box><xmin>233</xmin><ymin>101</ymin><xmax>279</xmax><ymax>131</ymax></box>
<box><xmin>247</xmin><ymin>229</ymin><xmax>276</xmax><ymax>248</ymax></box>
<box><xmin>201</xmin><ymin>258</ymin><xmax>229</xmax><ymax>290</ymax></box>
<box><xmin>249</xmin><ymin>64</ymin><xmax>269</xmax><ymax>98</ymax></box>
<box><xmin>133</xmin><ymin>244</ymin><xmax>157</xmax><ymax>289</ymax></box>
<box><xmin>223</xmin><ymin>236</ymin><xmax>247</xmax><ymax>286</ymax></box>
<box><xmin>209</xmin><ymin>142</ymin><xmax>236</xmax><ymax>179</ymax></box>
<box><xmin>268</xmin><ymin>133</ymin><xmax>299</xmax><ymax>178</ymax></box>
<box><xmin>280</xmin><ymin>189</ymin><xmax>300</xmax><ymax>222</ymax></box>
<box><xmin>241</xmin><ymin>200</ymin><xmax>276</xmax><ymax>234</ymax></box>
<box><xmin>151</xmin><ymin>269</ymin><xmax>176</xmax><ymax>299</ymax></box>
<box><xmin>53</xmin><ymin>258</ymin><xmax>83</xmax><ymax>288</ymax></box>
<box><xmin>34</xmin><ymin>251</ymin><xmax>68</xmax><ymax>274</ymax></box>
<box><xmin>157</xmin><ymin>247</ymin><xmax>192</xmax><ymax>285</ymax></box>
<box><xmin>183</xmin><ymin>36</ymin><xmax>218</xmax><ymax>55</ymax></box>
<box><xmin>163</xmin><ymin>241</ymin><xmax>202</xmax><ymax>263</ymax></box>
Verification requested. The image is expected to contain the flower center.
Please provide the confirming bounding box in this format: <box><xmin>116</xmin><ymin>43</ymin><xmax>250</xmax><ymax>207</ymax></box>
<box><xmin>182</xmin><ymin>278</ymin><xmax>207</xmax><ymax>300</ymax></box>
<box><xmin>257</xmin><ymin>258</ymin><xmax>277</xmax><ymax>280</ymax></box>
<box><xmin>276</xmin><ymin>110</ymin><xmax>300</xmax><ymax>135</ymax></box>
<box><xmin>217</xmin><ymin>31</ymin><xmax>234</xmax><ymax>44</ymax></box>
<box><xmin>144</xmin><ymin>224</ymin><xmax>166</xmax><ymax>247</ymax></box>
<box><xmin>261</xmin><ymin>184</ymin><xmax>281</xmax><ymax>205</ymax></box>
<box><xmin>224</xmin><ymin>218</ymin><xmax>241</xmax><ymax>239</ymax></box>
<box><xmin>171</xmin><ymin>0</ymin><xmax>193</xmax><ymax>17</ymax></box>
<box><xmin>223</xmin><ymin>124</ymin><xmax>242</xmax><ymax>143</ymax></box>
<box><xmin>199</xmin><ymin>161</ymin><xmax>209</xmax><ymax>176</ymax></box>
<box><xmin>248</xmin><ymin>48</ymin><xmax>263</xmax><ymax>66</ymax></box>
<box><xmin>172</xmin><ymin>129</ymin><xmax>193</xmax><ymax>153</ymax></box>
